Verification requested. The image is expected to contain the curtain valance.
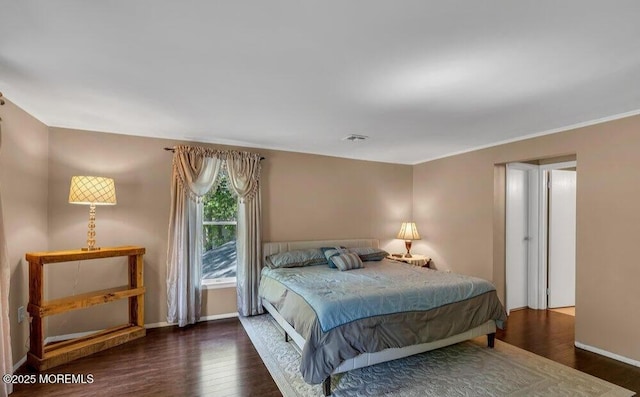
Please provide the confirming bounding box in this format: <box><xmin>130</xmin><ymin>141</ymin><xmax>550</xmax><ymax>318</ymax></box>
<box><xmin>172</xmin><ymin>145</ymin><xmax>262</xmax><ymax>203</ymax></box>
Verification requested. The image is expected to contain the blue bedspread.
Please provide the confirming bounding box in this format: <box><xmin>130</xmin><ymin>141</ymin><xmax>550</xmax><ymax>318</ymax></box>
<box><xmin>260</xmin><ymin>260</ymin><xmax>498</xmax><ymax>333</ymax></box>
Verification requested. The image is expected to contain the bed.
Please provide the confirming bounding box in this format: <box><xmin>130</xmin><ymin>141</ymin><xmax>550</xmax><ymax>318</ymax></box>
<box><xmin>258</xmin><ymin>239</ymin><xmax>507</xmax><ymax>396</ymax></box>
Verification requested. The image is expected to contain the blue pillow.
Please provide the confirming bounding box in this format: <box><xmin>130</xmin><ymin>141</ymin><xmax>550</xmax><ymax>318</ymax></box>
<box><xmin>324</xmin><ymin>248</ymin><xmax>347</xmax><ymax>268</ymax></box>
<box><xmin>265</xmin><ymin>248</ymin><xmax>326</xmax><ymax>269</ymax></box>
<box><xmin>348</xmin><ymin>247</ymin><xmax>389</xmax><ymax>262</ymax></box>
<box><xmin>322</xmin><ymin>247</ymin><xmax>348</xmax><ymax>268</ymax></box>
<box><xmin>331</xmin><ymin>253</ymin><xmax>364</xmax><ymax>271</ymax></box>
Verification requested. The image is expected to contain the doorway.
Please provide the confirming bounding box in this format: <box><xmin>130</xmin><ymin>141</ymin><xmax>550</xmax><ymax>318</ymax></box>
<box><xmin>505</xmin><ymin>161</ymin><xmax>577</xmax><ymax>314</ymax></box>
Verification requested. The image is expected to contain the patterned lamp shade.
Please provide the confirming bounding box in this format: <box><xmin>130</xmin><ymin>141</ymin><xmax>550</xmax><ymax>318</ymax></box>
<box><xmin>69</xmin><ymin>176</ymin><xmax>117</xmax><ymax>205</ymax></box>
<box><xmin>396</xmin><ymin>222</ymin><xmax>421</xmax><ymax>241</ymax></box>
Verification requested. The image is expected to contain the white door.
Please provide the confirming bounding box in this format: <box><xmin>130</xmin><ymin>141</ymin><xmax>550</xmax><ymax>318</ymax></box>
<box><xmin>506</xmin><ymin>166</ymin><xmax>529</xmax><ymax>313</ymax></box>
<box><xmin>548</xmin><ymin>170</ymin><xmax>577</xmax><ymax>308</ymax></box>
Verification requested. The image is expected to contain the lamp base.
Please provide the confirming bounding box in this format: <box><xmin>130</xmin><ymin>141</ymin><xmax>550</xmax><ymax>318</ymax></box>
<box><xmin>83</xmin><ymin>204</ymin><xmax>100</xmax><ymax>251</ymax></box>
<box><xmin>404</xmin><ymin>240</ymin><xmax>413</xmax><ymax>258</ymax></box>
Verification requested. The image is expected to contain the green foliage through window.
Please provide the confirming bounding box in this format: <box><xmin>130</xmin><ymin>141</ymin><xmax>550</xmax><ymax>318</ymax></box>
<box><xmin>204</xmin><ymin>176</ymin><xmax>237</xmax><ymax>222</ymax></box>
<box><xmin>203</xmin><ymin>175</ymin><xmax>238</xmax><ymax>252</ymax></box>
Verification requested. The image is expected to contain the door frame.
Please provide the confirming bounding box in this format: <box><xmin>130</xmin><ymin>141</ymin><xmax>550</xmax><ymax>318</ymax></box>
<box><xmin>505</xmin><ymin>160</ymin><xmax>577</xmax><ymax>312</ymax></box>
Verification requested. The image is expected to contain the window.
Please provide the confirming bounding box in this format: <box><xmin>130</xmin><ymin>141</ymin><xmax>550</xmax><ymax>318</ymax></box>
<box><xmin>202</xmin><ymin>172</ymin><xmax>238</xmax><ymax>287</ymax></box>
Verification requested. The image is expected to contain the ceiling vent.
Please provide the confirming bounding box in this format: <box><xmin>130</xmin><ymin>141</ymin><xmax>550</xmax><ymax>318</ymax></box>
<box><xmin>343</xmin><ymin>134</ymin><xmax>369</xmax><ymax>142</ymax></box>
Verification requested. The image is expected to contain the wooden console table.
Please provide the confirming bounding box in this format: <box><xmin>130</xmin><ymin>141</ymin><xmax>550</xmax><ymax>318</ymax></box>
<box><xmin>26</xmin><ymin>246</ymin><xmax>146</xmax><ymax>371</ymax></box>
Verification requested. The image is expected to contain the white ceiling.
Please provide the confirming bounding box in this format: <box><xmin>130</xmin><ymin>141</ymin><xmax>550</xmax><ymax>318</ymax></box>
<box><xmin>2</xmin><ymin>1</ymin><xmax>640</xmax><ymax>165</ymax></box>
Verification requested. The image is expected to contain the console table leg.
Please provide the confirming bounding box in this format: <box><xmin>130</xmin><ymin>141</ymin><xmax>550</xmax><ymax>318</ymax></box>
<box><xmin>129</xmin><ymin>254</ymin><xmax>144</xmax><ymax>327</ymax></box>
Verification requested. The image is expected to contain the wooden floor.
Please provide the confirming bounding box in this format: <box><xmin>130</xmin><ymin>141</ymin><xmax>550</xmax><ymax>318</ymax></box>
<box><xmin>548</xmin><ymin>306</ymin><xmax>576</xmax><ymax>316</ymax></box>
<box><xmin>497</xmin><ymin>309</ymin><xmax>640</xmax><ymax>394</ymax></box>
<box><xmin>13</xmin><ymin>319</ymin><xmax>281</xmax><ymax>397</ymax></box>
<box><xmin>12</xmin><ymin>309</ymin><xmax>640</xmax><ymax>396</ymax></box>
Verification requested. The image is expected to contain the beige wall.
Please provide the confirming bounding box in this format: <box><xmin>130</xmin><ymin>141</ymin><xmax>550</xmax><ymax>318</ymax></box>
<box><xmin>46</xmin><ymin>127</ymin><xmax>413</xmax><ymax>336</ymax></box>
<box><xmin>0</xmin><ymin>100</ymin><xmax>49</xmax><ymax>364</ymax></box>
<box><xmin>412</xmin><ymin>114</ymin><xmax>640</xmax><ymax>364</ymax></box>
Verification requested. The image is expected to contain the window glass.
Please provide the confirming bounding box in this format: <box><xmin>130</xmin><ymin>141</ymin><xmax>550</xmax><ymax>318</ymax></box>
<box><xmin>202</xmin><ymin>173</ymin><xmax>237</xmax><ymax>283</ymax></box>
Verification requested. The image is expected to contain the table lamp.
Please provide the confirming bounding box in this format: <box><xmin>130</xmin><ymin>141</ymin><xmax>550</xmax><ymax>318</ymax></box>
<box><xmin>69</xmin><ymin>176</ymin><xmax>117</xmax><ymax>251</ymax></box>
<box><xmin>397</xmin><ymin>222</ymin><xmax>421</xmax><ymax>258</ymax></box>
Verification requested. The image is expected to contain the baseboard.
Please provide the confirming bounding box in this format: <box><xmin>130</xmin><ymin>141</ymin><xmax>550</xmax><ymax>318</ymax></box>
<box><xmin>146</xmin><ymin>312</ymin><xmax>239</xmax><ymax>329</ymax></box>
<box><xmin>144</xmin><ymin>321</ymin><xmax>172</xmax><ymax>329</ymax></box>
<box><xmin>45</xmin><ymin>330</ymin><xmax>100</xmax><ymax>344</ymax></box>
<box><xmin>13</xmin><ymin>355</ymin><xmax>26</xmax><ymax>372</ymax></box>
<box><xmin>575</xmin><ymin>341</ymin><xmax>640</xmax><ymax>368</ymax></box>
<box><xmin>200</xmin><ymin>312</ymin><xmax>239</xmax><ymax>322</ymax></box>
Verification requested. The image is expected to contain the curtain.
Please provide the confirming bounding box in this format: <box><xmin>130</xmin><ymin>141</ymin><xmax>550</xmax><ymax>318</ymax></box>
<box><xmin>225</xmin><ymin>151</ymin><xmax>263</xmax><ymax>316</ymax></box>
<box><xmin>0</xmin><ymin>124</ymin><xmax>13</xmax><ymax>396</ymax></box>
<box><xmin>166</xmin><ymin>146</ymin><xmax>223</xmax><ymax>326</ymax></box>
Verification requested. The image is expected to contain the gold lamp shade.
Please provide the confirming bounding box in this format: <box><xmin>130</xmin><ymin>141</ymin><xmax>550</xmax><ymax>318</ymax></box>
<box><xmin>69</xmin><ymin>176</ymin><xmax>117</xmax><ymax>251</ymax></box>
<box><xmin>69</xmin><ymin>176</ymin><xmax>117</xmax><ymax>205</ymax></box>
<box><xmin>397</xmin><ymin>222</ymin><xmax>421</xmax><ymax>258</ymax></box>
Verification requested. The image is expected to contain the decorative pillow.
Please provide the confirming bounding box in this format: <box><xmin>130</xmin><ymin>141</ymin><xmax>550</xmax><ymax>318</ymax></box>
<box><xmin>348</xmin><ymin>247</ymin><xmax>389</xmax><ymax>262</ymax></box>
<box><xmin>323</xmin><ymin>247</ymin><xmax>348</xmax><ymax>268</ymax></box>
<box><xmin>331</xmin><ymin>253</ymin><xmax>364</xmax><ymax>271</ymax></box>
<box><xmin>265</xmin><ymin>248</ymin><xmax>326</xmax><ymax>269</ymax></box>
<box><xmin>320</xmin><ymin>246</ymin><xmax>346</xmax><ymax>255</ymax></box>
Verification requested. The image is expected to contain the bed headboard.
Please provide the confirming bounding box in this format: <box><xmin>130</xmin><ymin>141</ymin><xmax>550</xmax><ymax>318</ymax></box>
<box><xmin>263</xmin><ymin>239</ymin><xmax>379</xmax><ymax>261</ymax></box>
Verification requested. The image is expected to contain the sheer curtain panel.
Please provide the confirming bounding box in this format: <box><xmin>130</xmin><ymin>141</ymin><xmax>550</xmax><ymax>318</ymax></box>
<box><xmin>166</xmin><ymin>146</ymin><xmax>223</xmax><ymax>326</ymax></box>
<box><xmin>0</xmin><ymin>124</ymin><xmax>13</xmax><ymax>396</ymax></box>
<box><xmin>226</xmin><ymin>151</ymin><xmax>263</xmax><ymax>316</ymax></box>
